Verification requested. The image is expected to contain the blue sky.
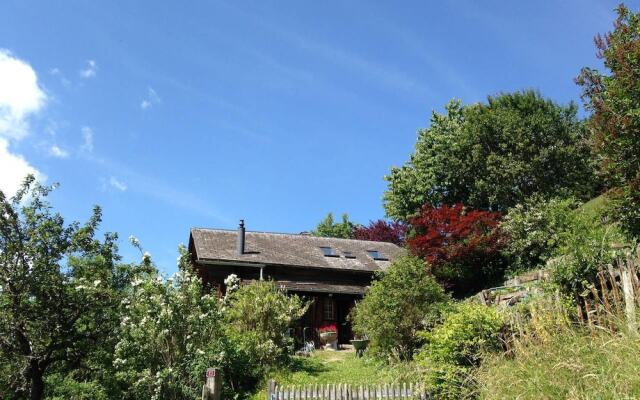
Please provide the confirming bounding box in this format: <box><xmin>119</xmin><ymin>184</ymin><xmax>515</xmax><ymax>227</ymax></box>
<box><xmin>0</xmin><ymin>0</ymin><xmax>631</xmax><ymax>273</ymax></box>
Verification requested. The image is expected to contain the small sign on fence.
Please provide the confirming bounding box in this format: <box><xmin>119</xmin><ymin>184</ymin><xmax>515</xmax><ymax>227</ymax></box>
<box><xmin>202</xmin><ymin>368</ymin><xmax>221</xmax><ymax>400</ymax></box>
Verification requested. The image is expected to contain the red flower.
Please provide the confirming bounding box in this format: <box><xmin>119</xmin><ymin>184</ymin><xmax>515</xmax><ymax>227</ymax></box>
<box><xmin>319</xmin><ymin>324</ymin><xmax>337</xmax><ymax>333</ymax></box>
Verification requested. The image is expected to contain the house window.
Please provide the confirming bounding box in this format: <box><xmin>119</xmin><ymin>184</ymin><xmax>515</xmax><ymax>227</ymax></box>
<box><xmin>343</xmin><ymin>251</ymin><xmax>356</xmax><ymax>259</ymax></box>
<box><xmin>323</xmin><ymin>297</ymin><xmax>335</xmax><ymax>320</ymax></box>
<box><xmin>367</xmin><ymin>250</ymin><xmax>388</xmax><ymax>261</ymax></box>
<box><xmin>320</xmin><ymin>246</ymin><xmax>339</xmax><ymax>257</ymax></box>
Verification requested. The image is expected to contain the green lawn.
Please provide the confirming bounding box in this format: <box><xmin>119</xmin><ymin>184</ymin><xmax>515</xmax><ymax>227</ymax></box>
<box><xmin>249</xmin><ymin>350</ymin><xmax>418</xmax><ymax>399</ymax></box>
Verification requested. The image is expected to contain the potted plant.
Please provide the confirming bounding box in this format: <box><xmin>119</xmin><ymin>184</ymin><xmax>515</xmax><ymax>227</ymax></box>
<box><xmin>318</xmin><ymin>324</ymin><xmax>338</xmax><ymax>346</ymax></box>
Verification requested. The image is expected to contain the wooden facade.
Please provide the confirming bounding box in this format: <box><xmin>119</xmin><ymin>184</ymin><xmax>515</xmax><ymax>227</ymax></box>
<box><xmin>193</xmin><ymin>259</ymin><xmax>371</xmax><ymax>346</ymax></box>
<box><xmin>188</xmin><ymin>224</ymin><xmax>403</xmax><ymax>347</ymax></box>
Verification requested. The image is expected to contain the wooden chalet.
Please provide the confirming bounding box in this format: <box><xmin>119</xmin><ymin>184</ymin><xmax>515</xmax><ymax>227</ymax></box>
<box><xmin>188</xmin><ymin>220</ymin><xmax>403</xmax><ymax>347</ymax></box>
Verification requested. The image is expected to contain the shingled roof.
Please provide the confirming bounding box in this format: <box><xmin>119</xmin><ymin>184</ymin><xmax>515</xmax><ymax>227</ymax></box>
<box><xmin>189</xmin><ymin>228</ymin><xmax>404</xmax><ymax>273</ymax></box>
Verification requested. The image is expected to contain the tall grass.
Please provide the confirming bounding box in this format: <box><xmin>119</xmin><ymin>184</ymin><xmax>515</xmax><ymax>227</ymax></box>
<box><xmin>477</xmin><ymin>294</ymin><xmax>640</xmax><ymax>399</ymax></box>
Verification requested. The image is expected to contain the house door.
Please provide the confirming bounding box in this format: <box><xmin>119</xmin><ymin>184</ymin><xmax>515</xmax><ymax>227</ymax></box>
<box><xmin>336</xmin><ymin>296</ymin><xmax>355</xmax><ymax>344</ymax></box>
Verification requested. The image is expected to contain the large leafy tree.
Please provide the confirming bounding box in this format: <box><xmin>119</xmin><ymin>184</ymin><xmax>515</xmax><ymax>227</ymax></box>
<box><xmin>352</xmin><ymin>220</ymin><xmax>407</xmax><ymax>246</ymax></box>
<box><xmin>576</xmin><ymin>4</ymin><xmax>640</xmax><ymax>237</ymax></box>
<box><xmin>311</xmin><ymin>212</ymin><xmax>358</xmax><ymax>239</ymax></box>
<box><xmin>384</xmin><ymin>91</ymin><xmax>597</xmax><ymax>220</ymax></box>
<box><xmin>408</xmin><ymin>203</ymin><xmax>506</xmax><ymax>296</ymax></box>
<box><xmin>0</xmin><ymin>176</ymin><xmax>124</xmax><ymax>400</ymax></box>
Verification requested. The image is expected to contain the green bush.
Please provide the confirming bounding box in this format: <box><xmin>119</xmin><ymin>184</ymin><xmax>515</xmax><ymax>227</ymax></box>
<box><xmin>350</xmin><ymin>256</ymin><xmax>450</xmax><ymax>361</ymax></box>
<box><xmin>417</xmin><ymin>302</ymin><xmax>504</xmax><ymax>399</ymax></box>
<box><xmin>500</xmin><ymin>196</ymin><xmax>578</xmax><ymax>275</ymax></box>
<box><xmin>223</xmin><ymin>280</ymin><xmax>309</xmax><ymax>392</ymax></box>
<box><xmin>44</xmin><ymin>374</ymin><xmax>110</xmax><ymax>400</ymax></box>
<box><xmin>552</xmin><ymin>210</ymin><xmax>626</xmax><ymax>296</ymax></box>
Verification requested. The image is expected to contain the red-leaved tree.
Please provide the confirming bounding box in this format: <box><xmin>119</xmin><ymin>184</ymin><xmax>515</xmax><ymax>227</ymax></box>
<box><xmin>352</xmin><ymin>220</ymin><xmax>407</xmax><ymax>245</ymax></box>
<box><xmin>408</xmin><ymin>203</ymin><xmax>506</xmax><ymax>296</ymax></box>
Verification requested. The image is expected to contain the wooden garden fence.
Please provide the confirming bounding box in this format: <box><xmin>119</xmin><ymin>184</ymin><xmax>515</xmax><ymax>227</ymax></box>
<box><xmin>267</xmin><ymin>380</ymin><xmax>431</xmax><ymax>399</ymax></box>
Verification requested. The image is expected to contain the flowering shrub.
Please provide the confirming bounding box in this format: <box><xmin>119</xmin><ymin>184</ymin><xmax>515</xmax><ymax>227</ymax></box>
<box><xmin>113</xmin><ymin>246</ymin><xmax>227</xmax><ymax>400</ymax></box>
<box><xmin>500</xmin><ymin>196</ymin><xmax>579</xmax><ymax>275</ymax></box>
<box><xmin>223</xmin><ymin>273</ymin><xmax>240</xmax><ymax>295</ymax></box>
<box><xmin>319</xmin><ymin>324</ymin><xmax>337</xmax><ymax>333</ymax></box>
<box><xmin>408</xmin><ymin>203</ymin><xmax>507</xmax><ymax>296</ymax></box>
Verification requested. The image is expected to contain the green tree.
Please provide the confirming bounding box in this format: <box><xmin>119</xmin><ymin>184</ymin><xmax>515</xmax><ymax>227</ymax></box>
<box><xmin>350</xmin><ymin>256</ymin><xmax>450</xmax><ymax>361</ymax></box>
<box><xmin>0</xmin><ymin>176</ymin><xmax>124</xmax><ymax>400</ymax></box>
<box><xmin>312</xmin><ymin>212</ymin><xmax>358</xmax><ymax>239</ymax></box>
<box><xmin>576</xmin><ymin>4</ymin><xmax>640</xmax><ymax>237</ymax></box>
<box><xmin>384</xmin><ymin>91</ymin><xmax>597</xmax><ymax>220</ymax></box>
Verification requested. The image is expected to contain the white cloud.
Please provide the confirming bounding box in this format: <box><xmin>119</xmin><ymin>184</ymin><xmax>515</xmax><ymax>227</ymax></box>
<box><xmin>50</xmin><ymin>67</ymin><xmax>71</xmax><ymax>87</ymax></box>
<box><xmin>80</xmin><ymin>126</ymin><xmax>93</xmax><ymax>153</ymax></box>
<box><xmin>109</xmin><ymin>176</ymin><xmax>127</xmax><ymax>191</ymax></box>
<box><xmin>0</xmin><ymin>50</ymin><xmax>46</xmax><ymax>196</ymax></box>
<box><xmin>48</xmin><ymin>144</ymin><xmax>69</xmax><ymax>158</ymax></box>
<box><xmin>0</xmin><ymin>138</ymin><xmax>44</xmax><ymax>197</ymax></box>
<box><xmin>140</xmin><ymin>87</ymin><xmax>161</xmax><ymax>110</ymax></box>
<box><xmin>80</xmin><ymin>60</ymin><xmax>97</xmax><ymax>78</ymax></box>
<box><xmin>0</xmin><ymin>49</ymin><xmax>47</xmax><ymax>140</ymax></box>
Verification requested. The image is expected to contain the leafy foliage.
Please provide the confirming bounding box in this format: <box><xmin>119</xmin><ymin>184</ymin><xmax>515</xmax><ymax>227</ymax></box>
<box><xmin>383</xmin><ymin>91</ymin><xmax>596</xmax><ymax>221</ymax></box>
<box><xmin>0</xmin><ymin>176</ymin><xmax>126</xmax><ymax>400</ymax></box>
<box><xmin>417</xmin><ymin>302</ymin><xmax>504</xmax><ymax>399</ymax></box>
<box><xmin>500</xmin><ymin>196</ymin><xmax>579</xmax><ymax>275</ymax></box>
<box><xmin>552</xmin><ymin>211</ymin><xmax>625</xmax><ymax>296</ymax></box>
<box><xmin>312</xmin><ymin>213</ymin><xmax>357</xmax><ymax>239</ymax></box>
<box><xmin>350</xmin><ymin>256</ymin><xmax>450</xmax><ymax>361</ymax></box>
<box><xmin>408</xmin><ymin>203</ymin><xmax>506</xmax><ymax>296</ymax></box>
<box><xmin>576</xmin><ymin>5</ymin><xmax>640</xmax><ymax>238</ymax></box>
<box><xmin>113</xmin><ymin>246</ymin><xmax>228</xmax><ymax>400</ymax></box>
<box><xmin>352</xmin><ymin>220</ymin><xmax>407</xmax><ymax>245</ymax></box>
<box><xmin>223</xmin><ymin>280</ymin><xmax>309</xmax><ymax>392</ymax></box>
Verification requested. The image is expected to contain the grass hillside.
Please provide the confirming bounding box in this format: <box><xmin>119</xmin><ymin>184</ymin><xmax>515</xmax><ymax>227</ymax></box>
<box><xmin>578</xmin><ymin>193</ymin><xmax>609</xmax><ymax>218</ymax></box>
<box><xmin>477</xmin><ymin>322</ymin><xmax>640</xmax><ymax>399</ymax></box>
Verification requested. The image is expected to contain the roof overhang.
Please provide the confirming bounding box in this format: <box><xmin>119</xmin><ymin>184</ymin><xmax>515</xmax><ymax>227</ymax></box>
<box><xmin>273</xmin><ymin>280</ymin><xmax>368</xmax><ymax>295</ymax></box>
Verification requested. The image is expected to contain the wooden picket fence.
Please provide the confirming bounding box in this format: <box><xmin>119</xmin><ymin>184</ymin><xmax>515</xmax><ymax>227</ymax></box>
<box><xmin>267</xmin><ymin>380</ymin><xmax>430</xmax><ymax>399</ymax></box>
<box><xmin>575</xmin><ymin>246</ymin><xmax>640</xmax><ymax>334</ymax></box>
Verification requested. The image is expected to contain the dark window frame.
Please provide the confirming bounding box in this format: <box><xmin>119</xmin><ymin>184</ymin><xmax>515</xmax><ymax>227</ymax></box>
<box><xmin>323</xmin><ymin>297</ymin><xmax>336</xmax><ymax>320</ymax></box>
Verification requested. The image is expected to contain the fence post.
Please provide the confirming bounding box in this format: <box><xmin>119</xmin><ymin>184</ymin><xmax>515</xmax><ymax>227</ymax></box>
<box><xmin>267</xmin><ymin>379</ymin><xmax>275</xmax><ymax>400</ymax></box>
<box><xmin>202</xmin><ymin>368</ymin><xmax>222</xmax><ymax>400</ymax></box>
<box><xmin>621</xmin><ymin>261</ymin><xmax>638</xmax><ymax>335</ymax></box>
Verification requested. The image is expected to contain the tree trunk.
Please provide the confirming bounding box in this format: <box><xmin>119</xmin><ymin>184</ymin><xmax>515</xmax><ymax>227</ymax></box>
<box><xmin>28</xmin><ymin>362</ymin><xmax>45</xmax><ymax>400</ymax></box>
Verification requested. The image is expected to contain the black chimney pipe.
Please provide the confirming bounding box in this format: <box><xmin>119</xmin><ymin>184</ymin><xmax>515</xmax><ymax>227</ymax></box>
<box><xmin>237</xmin><ymin>219</ymin><xmax>245</xmax><ymax>255</ymax></box>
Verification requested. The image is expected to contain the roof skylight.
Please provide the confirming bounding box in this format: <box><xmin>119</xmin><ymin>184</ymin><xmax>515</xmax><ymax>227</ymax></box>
<box><xmin>367</xmin><ymin>250</ymin><xmax>388</xmax><ymax>261</ymax></box>
<box><xmin>320</xmin><ymin>246</ymin><xmax>339</xmax><ymax>257</ymax></box>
